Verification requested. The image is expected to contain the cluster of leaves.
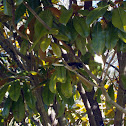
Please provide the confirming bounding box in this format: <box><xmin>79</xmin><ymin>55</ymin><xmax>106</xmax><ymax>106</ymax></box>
<box><xmin>0</xmin><ymin>0</ymin><xmax>126</xmax><ymax>125</ymax></box>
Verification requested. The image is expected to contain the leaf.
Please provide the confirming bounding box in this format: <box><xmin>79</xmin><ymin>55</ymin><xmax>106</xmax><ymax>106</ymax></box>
<box><xmin>57</xmin><ymin>102</ymin><xmax>65</xmax><ymax>117</ymax></box>
<box><xmin>91</xmin><ymin>23</ymin><xmax>105</xmax><ymax>55</ymax></box>
<box><xmin>15</xmin><ymin>3</ymin><xmax>26</xmax><ymax>23</ymax></box>
<box><xmin>40</xmin><ymin>38</ymin><xmax>51</xmax><ymax>52</ymax></box>
<box><xmin>56</xmin><ymin>66</ymin><xmax>66</xmax><ymax>83</ymax></box>
<box><xmin>9</xmin><ymin>80</ymin><xmax>21</xmax><ymax>102</ymax></box>
<box><xmin>66</xmin><ymin>20</ymin><xmax>78</xmax><ymax>41</ymax></box>
<box><xmin>0</xmin><ymin>85</ymin><xmax>8</xmax><ymax>104</ymax></box>
<box><xmin>12</xmin><ymin>96</ymin><xmax>25</xmax><ymax>122</ymax></box>
<box><xmin>61</xmin><ymin>73</ymin><xmax>72</xmax><ymax>98</ymax></box>
<box><xmin>34</xmin><ymin>10</ymin><xmax>53</xmax><ymax>38</ymax></box>
<box><xmin>54</xmin><ymin>34</ymin><xmax>69</xmax><ymax>41</ymax></box>
<box><xmin>23</xmin><ymin>83</ymin><xmax>36</xmax><ymax>110</ymax></box>
<box><xmin>73</xmin><ymin>16</ymin><xmax>89</xmax><ymax>38</ymax></box>
<box><xmin>3</xmin><ymin>0</ymin><xmax>12</xmax><ymax>16</ymax></box>
<box><xmin>30</xmin><ymin>71</ymin><xmax>38</xmax><ymax>75</ymax></box>
<box><xmin>118</xmin><ymin>30</ymin><xmax>126</xmax><ymax>43</ymax></box>
<box><xmin>49</xmin><ymin>74</ymin><xmax>57</xmax><ymax>93</ymax></box>
<box><xmin>30</xmin><ymin>10</ymin><xmax>53</xmax><ymax>52</ymax></box>
<box><xmin>76</xmin><ymin>36</ymin><xmax>86</xmax><ymax>55</ymax></box>
<box><xmin>112</xmin><ymin>7</ymin><xmax>126</xmax><ymax>33</ymax></box>
<box><xmin>95</xmin><ymin>88</ymin><xmax>102</xmax><ymax>103</ymax></box>
<box><xmin>86</xmin><ymin>6</ymin><xmax>108</xmax><ymax>25</ymax></box>
<box><xmin>78</xmin><ymin>10</ymin><xmax>89</xmax><ymax>16</ymax></box>
<box><xmin>42</xmin><ymin>84</ymin><xmax>55</xmax><ymax>105</ymax></box>
<box><xmin>57</xmin><ymin>84</ymin><xmax>74</xmax><ymax>105</ymax></box>
<box><xmin>59</xmin><ymin>6</ymin><xmax>73</xmax><ymax>25</ymax></box>
<box><xmin>2</xmin><ymin>97</ymin><xmax>12</xmax><ymax>118</ymax></box>
<box><xmin>105</xmin><ymin>24</ymin><xmax>118</xmax><ymax>49</ymax></box>
<box><xmin>16</xmin><ymin>0</ymin><xmax>23</xmax><ymax>5</ymax></box>
<box><xmin>108</xmin><ymin>85</ymin><xmax>114</xmax><ymax>101</ymax></box>
<box><xmin>20</xmin><ymin>40</ymin><xmax>29</xmax><ymax>55</ymax></box>
<box><xmin>52</xmin><ymin>43</ymin><xmax>61</xmax><ymax>58</ymax></box>
<box><xmin>48</xmin><ymin>28</ymin><xmax>59</xmax><ymax>35</ymax></box>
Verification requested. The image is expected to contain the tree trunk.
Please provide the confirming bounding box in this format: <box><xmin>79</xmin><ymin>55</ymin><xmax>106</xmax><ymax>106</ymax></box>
<box><xmin>86</xmin><ymin>89</ymin><xmax>104</xmax><ymax>126</ymax></box>
<box><xmin>77</xmin><ymin>83</ymin><xmax>97</xmax><ymax>126</ymax></box>
<box><xmin>114</xmin><ymin>52</ymin><xmax>126</xmax><ymax>126</ymax></box>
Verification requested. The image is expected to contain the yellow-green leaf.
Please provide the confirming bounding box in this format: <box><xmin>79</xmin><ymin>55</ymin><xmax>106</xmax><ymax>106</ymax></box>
<box><xmin>61</xmin><ymin>75</ymin><xmax>72</xmax><ymax>98</ymax></box>
<box><xmin>56</xmin><ymin>67</ymin><xmax>66</xmax><ymax>83</ymax></box>
<box><xmin>40</xmin><ymin>38</ymin><xmax>51</xmax><ymax>52</ymax></box>
<box><xmin>49</xmin><ymin>74</ymin><xmax>57</xmax><ymax>93</ymax></box>
<box><xmin>52</xmin><ymin>43</ymin><xmax>61</xmax><ymax>58</ymax></box>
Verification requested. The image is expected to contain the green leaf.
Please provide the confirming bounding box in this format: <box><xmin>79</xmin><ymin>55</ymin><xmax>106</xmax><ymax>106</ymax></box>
<box><xmin>117</xmin><ymin>39</ymin><xmax>126</xmax><ymax>52</ymax></box>
<box><xmin>0</xmin><ymin>85</ymin><xmax>8</xmax><ymax>104</ymax></box>
<box><xmin>48</xmin><ymin>28</ymin><xmax>59</xmax><ymax>35</ymax></box>
<box><xmin>56</xmin><ymin>66</ymin><xmax>66</xmax><ymax>83</ymax></box>
<box><xmin>91</xmin><ymin>23</ymin><xmax>105</xmax><ymax>55</ymax></box>
<box><xmin>42</xmin><ymin>84</ymin><xmax>55</xmax><ymax>105</ymax></box>
<box><xmin>105</xmin><ymin>24</ymin><xmax>118</xmax><ymax>49</ymax></box>
<box><xmin>20</xmin><ymin>40</ymin><xmax>29</xmax><ymax>55</ymax></box>
<box><xmin>57</xmin><ymin>84</ymin><xmax>74</xmax><ymax>105</ymax></box>
<box><xmin>31</xmin><ymin>10</ymin><xmax>53</xmax><ymax>52</ymax></box>
<box><xmin>104</xmin><ymin>11</ymin><xmax>112</xmax><ymax>22</ymax></box>
<box><xmin>57</xmin><ymin>102</ymin><xmax>65</xmax><ymax>117</ymax></box>
<box><xmin>12</xmin><ymin>96</ymin><xmax>25</xmax><ymax>122</ymax></box>
<box><xmin>86</xmin><ymin>6</ymin><xmax>108</xmax><ymax>25</ymax></box>
<box><xmin>2</xmin><ymin>97</ymin><xmax>12</xmax><ymax>118</ymax></box>
<box><xmin>16</xmin><ymin>0</ymin><xmax>23</xmax><ymax>5</ymax></box>
<box><xmin>66</xmin><ymin>20</ymin><xmax>78</xmax><ymax>41</ymax></box>
<box><xmin>9</xmin><ymin>80</ymin><xmax>21</xmax><ymax>102</ymax></box>
<box><xmin>54</xmin><ymin>34</ymin><xmax>69</xmax><ymax>41</ymax></box>
<box><xmin>95</xmin><ymin>88</ymin><xmax>102</xmax><ymax>103</ymax></box>
<box><xmin>61</xmin><ymin>73</ymin><xmax>72</xmax><ymax>98</ymax></box>
<box><xmin>108</xmin><ymin>85</ymin><xmax>114</xmax><ymax>101</ymax></box>
<box><xmin>34</xmin><ymin>10</ymin><xmax>53</xmax><ymax>38</ymax></box>
<box><xmin>78</xmin><ymin>10</ymin><xmax>89</xmax><ymax>16</ymax></box>
<box><xmin>97</xmin><ymin>1</ymin><xmax>108</xmax><ymax>7</ymax></box>
<box><xmin>3</xmin><ymin>0</ymin><xmax>12</xmax><ymax>16</ymax></box>
<box><xmin>73</xmin><ymin>16</ymin><xmax>89</xmax><ymax>38</ymax></box>
<box><xmin>76</xmin><ymin>36</ymin><xmax>86</xmax><ymax>55</ymax></box>
<box><xmin>40</xmin><ymin>38</ymin><xmax>51</xmax><ymax>52</ymax></box>
<box><xmin>49</xmin><ymin>74</ymin><xmax>57</xmax><ymax>93</ymax></box>
<box><xmin>52</xmin><ymin>43</ymin><xmax>61</xmax><ymax>58</ymax></box>
<box><xmin>112</xmin><ymin>7</ymin><xmax>126</xmax><ymax>33</ymax></box>
<box><xmin>59</xmin><ymin>6</ymin><xmax>73</xmax><ymax>25</ymax></box>
<box><xmin>15</xmin><ymin>3</ymin><xmax>26</xmax><ymax>23</ymax></box>
<box><xmin>118</xmin><ymin>30</ymin><xmax>126</xmax><ymax>43</ymax></box>
<box><xmin>23</xmin><ymin>83</ymin><xmax>36</xmax><ymax>110</ymax></box>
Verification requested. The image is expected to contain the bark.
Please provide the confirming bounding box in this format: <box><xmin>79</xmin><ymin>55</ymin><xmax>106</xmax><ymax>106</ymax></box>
<box><xmin>86</xmin><ymin>89</ymin><xmax>104</xmax><ymax>126</ymax></box>
<box><xmin>114</xmin><ymin>52</ymin><xmax>126</xmax><ymax>126</ymax></box>
<box><xmin>35</xmin><ymin>88</ymin><xmax>51</xmax><ymax>126</ymax></box>
<box><xmin>77</xmin><ymin>83</ymin><xmax>97</xmax><ymax>126</ymax></box>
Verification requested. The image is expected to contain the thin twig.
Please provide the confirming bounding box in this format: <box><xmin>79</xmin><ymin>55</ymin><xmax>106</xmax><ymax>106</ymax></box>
<box><xmin>100</xmin><ymin>51</ymin><xmax>116</xmax><ymax>86</ymax></box>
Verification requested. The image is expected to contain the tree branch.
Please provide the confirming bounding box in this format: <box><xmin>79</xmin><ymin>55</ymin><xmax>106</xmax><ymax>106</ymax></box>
<box><xmin>23</xmin><ymin>2</ymin><xmax>51</xmax><ymax>31</ymax></box>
